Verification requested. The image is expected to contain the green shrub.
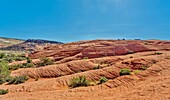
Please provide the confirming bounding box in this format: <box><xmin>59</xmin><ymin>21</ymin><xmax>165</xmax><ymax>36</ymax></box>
<box><xmin>3</xmin><ymin>58</ymin><xmax>13</xmax><ymax>63</ymax></box>
<box><xmin>8</xmin><ymin>75</ymin><xmax>29</xmax><ymax>85</ymax></box>
<box><xmin>0</xmin><ymin>78</ymin><xmax>5</xmax><ymax>84</ymax></box>
<box><xmin>119</xmin><ymin>68</ymin><xmax>131</xmax><ymax>76</ymax></box>
<box><xmin>0</xmin><ymin>89</ymin><xmax>8</xmax><ymax>95</ymax></box>
<box><xmin>0</xmin><ymin>53</ymin><xmax>27</xmax><ymax>63</ymax></box>
<box><xmin>0</xmin><ymin>53</ymin><xmax>5</xmax><ymax>59</ymax></box>
<box><xmin>24</xmin><ymin>63</ymin><xmax>34</xmax><ymax>68</ymax></box>
<box><xmin>0</xmin><ymin>61</ymin><xmax>10</xmax><ymax>79</ymax></box>
<box><xmin>13</xmin><ymin>56</ymin><xmax>26</xmax><ymax>61</ymax></box>
<box><xmin>99</xmin><ymin>77</ymin><xmax>108</xmax><ymax>84</ymax></box>
<box><xmin>69</xmin><ymin>76</ymin><xmax>90</xmax><ymax>88</ymax></box>
<box><xmin>9</xmin><ymin>63</ymin><xmax>35</xmax><ymax>70</ymax></box>
<box><xmin>4</xmin><ymin>76</ymin><xmax>13</xmax><ymax>82</ymax></box>
<box><xmin>39</xmin><ymin>57</ymin><xmax>54</xmax><ymax>66</ymax></box>
<box><xmin>9</xmin><ymin>64</ymin><xmax>23</xmax><ymax>70</ymax></box>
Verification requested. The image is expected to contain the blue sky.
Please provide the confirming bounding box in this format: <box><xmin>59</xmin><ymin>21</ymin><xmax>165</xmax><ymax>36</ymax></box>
<box><xmin>0</xmin><ymin>0</ymin><xmax>170</xmax><ymax>42</ymax></box>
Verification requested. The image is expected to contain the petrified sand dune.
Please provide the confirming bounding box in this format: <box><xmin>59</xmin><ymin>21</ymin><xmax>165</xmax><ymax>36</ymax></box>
<box><xmin>29</xmin><ymin>40</ymin><xmax>170</xmax><ymax>60</ymax></box>
<box><xmin>11</xmin><ymin>57</ymin><xmax>121</xmax><ymax>78</ymax></box>
<box><xmin>0</xmin><ymin>40</ymin><xmax>170</xmax><ymax>100</ymax></box>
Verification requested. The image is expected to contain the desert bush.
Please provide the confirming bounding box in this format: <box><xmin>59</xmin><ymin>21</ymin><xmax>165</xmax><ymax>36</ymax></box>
<box><xmin>35</xmin><ymin>78</ymin><xmax>39</xmax><ymax>81</ymax></box>
<box><xmin>141</xmin><ymin>66</ymin><xmax>148</xmax><ymax>70</ymax></box>
<box><xmin>3</xmin><ymin>58</ymin><xmax>13</xmax><ymax>63</ymax></box>
<box><xmin>9</xmin><ymin>64</ymin><xmax>23</xmax><ymax>70</ymax></box>
<box><xmin>131</xmin><ymin>70</ymin><xmax>141</xmax><ymax>74</ymax></box>
<box><xmin>69</xmin><ymin>76</ymin><xmax>90</xmax><ymax>88</ymax></box>
<box><xmin>83</xmin><ymin>57</ymin><xmax>89</xmax><ymax>60</ymax></box>
<box><xmin>26</xmin><ymin>57</ymin><xmax>32</xmax><ymax>63</ymax></box>
<box><xmin>154</xmin><ymin>52</ymin><xmax>163</xmax><ymax>55</ymax></box>
<box><xmin>0</xmin><ymin>89</ymin><xmax>8</xmax><ymax>95</ymax></box>
<box><xmin>143</xmin><ymin>42</ymin><xmax>148</xmax><ymax>45</ymax></box>
<box><xmin>39</xmin><ymin>57</ymin><xmax>54</xmax><ymax>66</ymax></box>
<box><xmin>119</xmin><ymin>68</ymin><xmax>131</xmax><ymax>76</ymax></box>
<box><xmin>13</xmin><ymin>57</ymin><xmax>26</xmax><ymax>61</ymax></box>
<box><xmin>0</xmin><ymin>78</ymin><xmax>5</xmax><ymax>84</ymax></box>
<box><xmin>0</xmin><ymin>53</ymin><xmax>27</xmax><ymax>63</ymax></box>
<box><xmin>127</xmin><ymin>50</ymin><xmax>134</xmax><ymax>54</ymax></box>
<box><xmin>129</xmin><ymin>56</ymin><xmax>133</xmax><ymax>58</ymax></box>
<box><xmin>93</xmin><ymin>65</ymin><xmax>100</xmax><ymax>70</ymax></box>
<box><xmin>0</xmin><ymin>53</ymin><xmax>5</xmax><ymax>59</ymax></box>
<box><xmin>24</xmin><ymin>63</ymin><xmax>34</xmax><ymax>68</ymax></box>
<box><xmin>0</xmin><ymin>61</ymin><xmax>10</xmax><ymax>79</ymax></box>
<box><xmin>9</xmin><ymin>63</ymin><xmax>35</xmax><ymax>70</ymax></box>
<box><xmin>0</xmin><ymin>61</ymin><xmax>10</xmax><ymax>84</ymax></box>
<box><xmin>98</xmin><ymin>77</ymin><xmax>108</xmax><ymax>84</ymax></box>
<box><xmin>4</xmin><ymin>76</ymin><xmax>13</xmax><ymax>82</ymax></box>
<box><xmin>8</xmin><ymin>75</ymin><xmax>29</xmax><ymax>85</ymax></box>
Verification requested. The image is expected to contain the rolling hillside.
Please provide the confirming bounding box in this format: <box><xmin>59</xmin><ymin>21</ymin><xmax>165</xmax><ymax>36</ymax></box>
<box><xmin>0</xmin><ymin>37</ymin><xmax>24</xmax><ymax>48</ymax></box>
<box><xmin>0</xmin><ymin>38</ymin><xmax>63</xmax><ymax>52</ymax></box>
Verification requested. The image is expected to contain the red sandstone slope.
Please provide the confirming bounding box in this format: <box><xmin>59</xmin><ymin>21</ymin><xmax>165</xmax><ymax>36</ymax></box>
<box><xmin>29</xmin><ymin>40</ymin><xmax>170</xmax><ymax>62</ymax></box>
<box><xmin>0</xmin><ymin>40</ymin><xmax>170</xmax><ymax>100</ymax></box>
<box><xmin>1</xmin><ymin>50</ymin><xmax>170</xmax><ymax>100</ymax></box>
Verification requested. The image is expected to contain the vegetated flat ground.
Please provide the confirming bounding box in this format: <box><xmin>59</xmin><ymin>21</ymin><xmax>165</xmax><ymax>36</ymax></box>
<box><xmin>0</xmin><ymin>50</ymin><xmax>170</xmax><ymax>100</ymax></box>
<box><xmin>0</xmin><ymin>40</ymin><xmax>170</xmax><ymax>100</ymax></box>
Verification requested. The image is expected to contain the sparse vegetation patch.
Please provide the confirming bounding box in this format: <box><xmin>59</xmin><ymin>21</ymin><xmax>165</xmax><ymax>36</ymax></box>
<box><xmin>8</xmin><ymin>75</ymin><xmax>29</xmax><ymax>85</ymax></box>
<box><xmin>37</xmin><ymin>57</ymin><xmax>54</xmax><ymax>67</ymax></box>
<box><xmin>0</xmin><ymin>53</ymin><xmax>27</xmax><ymax>63</ymax></box>
<box><xmin>69</xmin><ymin>76</ymin><xmax>90</xmax><ymax>88</ymax></box>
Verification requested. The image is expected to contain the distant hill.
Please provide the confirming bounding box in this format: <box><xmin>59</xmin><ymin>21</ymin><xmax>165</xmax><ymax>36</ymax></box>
<box><xmin>0</xmin><ymin>38</ymin><xmax>63</xmax><ymax>52</ymax></box>
<box><xmin>0</xmin><ymin>37</ymin><xmax>24</xmax><ymax>48</ymax></box>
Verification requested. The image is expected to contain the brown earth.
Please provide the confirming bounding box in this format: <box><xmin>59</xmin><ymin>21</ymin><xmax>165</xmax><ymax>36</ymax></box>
<box><xmin>0</xmin><ymin>40</ymin><xmax>170</xmax><ymax>100</ymax></box>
